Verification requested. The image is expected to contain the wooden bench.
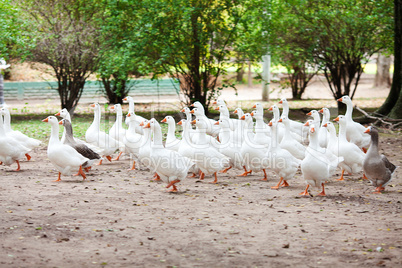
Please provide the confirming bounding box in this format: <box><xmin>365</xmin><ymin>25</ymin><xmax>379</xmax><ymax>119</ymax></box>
<box><xmin>3</xmin><ymin>78</ymin><xmax>180</xmax><ymax>101</ymax></box>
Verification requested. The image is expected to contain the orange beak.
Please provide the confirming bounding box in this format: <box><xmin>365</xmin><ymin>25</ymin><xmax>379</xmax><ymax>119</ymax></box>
<box><xmin>123</xmin><ymin>97</ymin><xmax>128</xmax><ymax>101</ymax></box>
<box><xmin>323</xmin><ymin>123</ymin><xmax>328</xmax><ymax>127</ymax></box>
<box><xmin>268</xmin><ymin>122</ymin><xmax>272</xmax><ymax>126</ymax></box>
<box><xmin>190</xmin><ymin>104</ymin><xmax>195</xmax><ymax>107</ymax></box>
<box><xmin>139</xmin><ymin>121</ymin><xmax>144</xmax><ymax>126</ymax></box>
<box><xmin>127</xmin><ymin>113</ymin><xmax>131</xmax><ymax>117</ymax></box>
<box><xmin>180</xmin><ymin>108</ymin><xmax>185</xmax><ymax>112</ymax></box>
<box><xmin>240</xmin><ymin>115</ymin><xmax>245</xmax><ymax>120</ymax></box>
<box><xmin>42</xmin><ymin>118</ymin><xmax>49</xmax><ymax>122</ymax></box>
<box><xmin>333</xmin><ymin>117</ymin><xmax>339</xmax><ymax>122</ymax></box>
<box><xmin>90</xmin><ymin>104</ymin><xmax>96</xmax><ymax>108</ymax></box>
<box><xmin>311</xmin><ymin>127</ymin><xmax>315</xmax><ymax>133</ymax></box>
<box><xmin>110</xmin><ymin>105</ymin><xmax>115</xmax><ymax>110</ymax></box>
<box><xmin>304</xmin><ymin>121</ymin><xmax>310</xmax><ymax>126</ymax></box>
<box><xmin>215</xmin><ymin>107</ymin><xmax>220</xmax><ymax>111</ymax></box>
<box><xmin>190</xmin><ymin>110</ymin><xmax>195</xmax><ymax>114</ymax></box>
<box><xmin>55</xmin><ymin>112</ymin><xmax>61</xmax><ymax>116</ymax></box>
<box><xmin>177</xmin><ymin>121</ymin><xmax>183</xmax><ymax>126</ymax></box>
<box><xmin>191</xmin><ymin>119</ymin><xmax>196</xmax><ymax>125</ymax></box>
<box><xmin>252</xmin><ymin>104</ymin><xmax>257</xmax><ymax>109</ymax></box>
<box><xmin>250</xmin><ymin>112</ymin><xmax>255</xmax><ymax>116</ymax></box>
<box><xmin>319</xmin><ymin>109</ymin><xmax>324</xmax><ymax>114</ymax></box>
<box><xmin>278</xmin><ymin>118</ymin><xmax>283</xmax><ymax>123</ymax></box>
<box><xmin>213</xmin><ymin>101</ymin><xmax>217</xmax><ymax>104</ymax></box>
<box><xmin>364</xmin><ymin>128</ymin><xmax>370</xmax><ymax>134</ymax></box>
<box><xmin>268</xmin><ymin>107</ymin><xmax>273</xmax><ymax>111</ymax></box>
<box><xmin>144</xmin><ymin>122</ymin><xmax>151</xmax><ymax>128</ymax></box>
<box><xmin>337</xmin><ymin>98</ymin><xmax>343</xmax><ymax>102</ymax></box>
<box><xmin>279</xmin><ymin>100</ymin><xmax>283</xmax><ymax>104</ymax></box>
<box><xmin>307</xmin><ymin>112</ymin><xmax>312</xmax><ymax>116</ymax></box>
<box><xmin>58</xmin><ymin>120</ymin><xmax>63</xmax><ymax>125</ymax></box>
<box><xmin>161</xmin><ymin>118</ymin><xmax>167</xmax><ymax>123</ymax></box>
<box><xmin>214</xmin><ymin>121</ymin><xmax>220</xmax><ymax>125</ymax></box>
<box><xmin>234</xmin><ymin>110</ymin><xmax>238</xmax><ymax>114</ymax></box>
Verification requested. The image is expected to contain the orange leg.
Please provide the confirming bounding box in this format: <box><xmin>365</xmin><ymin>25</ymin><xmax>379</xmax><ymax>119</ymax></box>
<box><xmin>25</xmin><ymin>154</ymin><xmax>31</xmax><ymax>161</ymax></box>
<box><xmin>372</xmin><ymin>185</ymin><xmax>384</xmax><ymax>194</ymax></box>
<box><xmin>220</xmin><ymin>166</ymin><xmax>232</xmax><ymax>173</ymax></box>
<box><xmin>237</xmin><ymin>166</ymin><xmax>252</xmax><ymax>177</ymax></box>
<box><xmin>362</xmin><ymin>173</ymin><xmax>368</xmax><ymax>180</ymax></box>
<box><xmin>0</xmin><ymin>161</ymin><xmax>2</xmax><ymax>165</ymax></box>
<box><xmin>260</xmin><ymin>169</ymin><xmax>267</xmax><ymax>181</ymax></box>
<box><xmin>77</xmin><ymin>165</ymin><xmax>86</xmax><ymax>180</ymax></box>
<box><xmin>271</xmin><ymin>177</ymin><xmax>283</xmax><ymax>190</ymax></box>
<box><xmin>281</xmin><ymin>180</ymin><xmax>290</xmax><ymax>187</ymax></box>
<box><xmin>188</xmin><ymin>172</ymin><xmax>197</xmax><ymax>178</ymax></box>
<box><xmin>167</xmin><ymin>185</ymin><xmax>178</xmax><ymax>192</ymax></box>
<box><xmin>112</xmin><ymin>152</ymin><xmax>123</xmax><ymax>161</ymax></box>
<box><xmin>153</xmin><ymin>173</ymin><xmax>161</xmax><ymax>181</ymax></box>
<box><xmin>209</xmin><ymin>172</ymin><xmax>218</xmax><ymax>184</ymax></box>
<box><xmin>166</xmin><ymin>179</ymin><xmax>181</xmax><ymax>189</ymax></box>
<box><xmin>14</xmin><ymin>160</ymin><xmax>21</xmax><ymax>171</ymax></box>
<box><xmin>199</xmin><ymin>171</ymin><xmax>205</xmax><ymax>180</ymax></box>
<box><xmin>54</xmin><ymin>172</ymin><xmax>62</xmax><ymax>182</ymax></box>
<box><xmin>97</xmin><ymin>159</ymin><xmax>103</xmax><ymax>165</ymax></box>
<box><xmin>128</xmin><ymin>160</ymin><xmax>136</xmax><ymax>171</ymax></box>
<box><xmin>317</xmin><ymin>183</ymin><xmax>326</xmax><ymax>196</ymax></box>
<box><xmin>337</xmin><ymin>169</ymin><xmax>345</xmax><ymax>181</ymax></box>
<box><xmin>105</xmin><ymin>155</ymin><xmax>112</xmax><ymax>162</ymax></box>
<box><xmin>84</xmin><ymin>167</ymin><xmax>91</xmax><ymax>172</ymax></box>
<box><xmin>299</xmin><ymin>185</ymin><xmax>310</xmax><ymax>196</ymax></box>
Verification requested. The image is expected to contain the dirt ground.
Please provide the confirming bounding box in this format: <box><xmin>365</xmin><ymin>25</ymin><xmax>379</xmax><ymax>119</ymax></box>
<box><xmin>0</xmin><ymin>132</ymin><xmax>401</xmax><ymax>267</ymax></box>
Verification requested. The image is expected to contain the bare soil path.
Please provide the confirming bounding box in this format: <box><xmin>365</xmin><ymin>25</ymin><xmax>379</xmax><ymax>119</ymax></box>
<box><xmin>0</xmin><ymin>133</ymin><xmax>401</xmax><ymax>267</ymax></box>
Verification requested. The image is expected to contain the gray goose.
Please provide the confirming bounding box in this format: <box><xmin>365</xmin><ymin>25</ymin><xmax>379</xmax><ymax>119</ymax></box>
<box><xmin>363</xmin><ymin>126</ymin><xmax>397</xmax><ymax>194</ymax></box>
<box><xmin>59</xmin><ymin>119</ymin><xmax>101</xmax><ymax>171</ymax></box>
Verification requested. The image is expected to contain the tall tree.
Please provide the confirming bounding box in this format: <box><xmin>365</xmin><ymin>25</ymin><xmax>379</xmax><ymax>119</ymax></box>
<box><xmin>21</xmin><ymin>0</ymin><xmax>103</xmax><ymax>113</ymax></box>
<box><xmin>285</xmin><ymin>0</ymin><xmax>393</xmax><ymax>109</ymax></box>
<box><xmin>377</xmin><ymin>0</ymin><xmax>402</xmax><ymax>119</ymax></box>
<box><xmin>127</xmin><ymin>0</ymin><xmax>268</xmax><ymax>110</ymax></box>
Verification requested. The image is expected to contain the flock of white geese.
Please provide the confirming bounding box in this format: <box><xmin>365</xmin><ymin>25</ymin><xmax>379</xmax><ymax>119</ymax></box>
<box><xmin>0</xmin><ymin>96</ymin><xmax>397</xmax><ymax>196</ymax></box>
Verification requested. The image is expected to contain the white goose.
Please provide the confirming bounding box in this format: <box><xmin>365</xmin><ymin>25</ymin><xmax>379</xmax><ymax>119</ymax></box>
<box><xmin>318</xmin><ymin>107</ymin><xmax>330</xmax><ymax>148</ymax></box>
<box><xmin>145</xmin><ymin>118</ymin><xmax>194</xmax><ymax>192</ymax></box>
<box><xmin>85</xmin><ymin>103</ymin><xmax>120</xmax><ymax>164</ymax></box>
<box><xmin>0</xmin><ymin>112</ymin><xmax>31</xmax><ymax>171</ymax></box>
<box><xmin>42</xmin><ymin>116</ymin><xmax>88</xmax><ymax>181</ymax></box>
<box><xmin>161</xmin><ymin>115</ymin><xmax>181</xmax><ymax>151</ymax></box>
<box><xmin>278</xmin><ymin>98</ymin><xmax>308</xmax><ymax>142</ymax></box>
<box><xmin>1</xmin><ymin>107</ymin><xmax>41</xmax><ymax>151</ymax></box>
<box><xmin>138</xmin><ymin>120</ymin><xmax>153</xmax><ymax>171</ymax></box>
<box><xmin>337</xmin><ymin>95</ymin><xmax>370</xmax><ymax>151</ymax></box>
<box><xmin>267</xmin><ymin>120</ymin><xmax>300</xmax><ymax>189</ymax></box>
<box><xmin>214</xmin><ymin>103</ymin><xmax>237</xmax><ymax>131</ymax></box>
<box><xmin>124</xmin><ymin>113</ymin><xmax>143</xmax><ymax>170</ymax></box>
<box><xmin>239</xmin><ymin>113</ymin><xmax>269</xmax><ymax>180</ymax></box>
<box><xmin>177</xmin><ymin>119</ymin><xmax>200</xmax><ymax>178</ymax></box>
<box><xmin>123</xmin><ymin>96</ymin><xmax>146</xmax><ymax>134</ymax></box>
<box><xmin>214</xmin><ymin>118</ymin><xmax>244</xmax><ymax>173</ymax></box>
<box><xmin>332</xmin><ymin>115</ymin><xmax>365</xmax><ymax>181</ymax></box>
<box><xmin>190</xmin><ymin>101</ymin><xmax>219</xmax><ymax>137</ymax></box>
<box><xmin>278</xmin><ymin>116</ymin><xmax>306</xmax><ymax>160</ymax></box>
<box><xmin>109</xmin><ymin>104</ymin><xmax>127</xmax><ymax>160</ymax></box>
<box><xmin>300</xmin><ymin>122</ymin><xmax>343</xmax><ymax>196</ymax></box>
<box><xmin>191</xmin><ymin>118</ymin><xmax>230</xmax><ymax>183</ymax></box>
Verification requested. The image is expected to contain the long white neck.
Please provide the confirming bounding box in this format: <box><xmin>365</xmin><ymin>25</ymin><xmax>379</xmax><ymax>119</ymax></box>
<box><xmin>195</xmin><ymin>127</ymin><xmax>208</xmax><ymax>145</ymax></box>
<box><xmin>91</xmin><ymin>107</ymin><xmax>101</xmax><ymax>132</ymax></box>
<box><xmin>219</xmin><ymin>126</ymin><xmax>231</xmax><ymax>144</ymax></box>
<box><xmin>141</xmin><ymin>128</ymin><xmax>151</xmax><ymax>146</ymax></box>
<box><xmin>308</xmin><ymin>131</ymin><xmax>319</xmax><ymax>150</ymax></box>
<box><xmin>129</xmin><ymin>99</ymin><xmax>135</xmax><ymax>114</ymax></box>
<box><xmin>322</xmin><ymin>112</ymin><xmax>329</xmax><ymax>125</ymax></box>
<box><xmin>327</xmin><ymin>125</ymin><xmax>338</xmax><ymax>149</ymax></box>
<box><xmin>282</xmin><ymin>102</ymin><xmax>289</xmax><ymax>117</ymax></box>
<box><xmin>3</xmin><ymin>110</ymin><xmax>12</xmax><ymax>132</ymax></box>
<box><xmin>167</xmin><ymin>121</ymin><xmax>176</xmax><ymax>142</ymax></box>
<box><xmin>185</xmin><ymin>112</ymin><xmax>192</xmax><ymax>122</ymax></box>
<box><xmin>0</xmin><ymin>115</ymin><xmax>6</xmax><ymax>135</ymax></box>
<box><xmin>49</xmin><ymin>122</ymin><xmax>61</xmax><ymax>145</ymax></box>
<box><xmin>270</xmin><ymin>124</ymin><xmax>278</xmax><ymax>151</ymax></box>
<box><xmin>272</xmin><ymin>108</ymin><xmax>280</xmax><ymax>121</ymax></box>
<box><xmin>255</xmin><ymin>116</ymin><xmax>265</xmax><ymax>129</ymax></box>
<box><xmin>115</xmin><ymin>107</ymin><xmax>123</xmax><ymax>126</ymax></box>
<box><xmin>282</xmin><ymin>120</ymin><xmax>292</xmax><ymax>140</ymax></box>
<box><xmin>345</xmin><ymin>101</ymin><xmax>353</xmax><ymax>118</ymax></box>
<box><xmin>338</xmin><ymin>121</ymin><xmax>348</xmax><ymax>142</ymax></box>
<box><xmin>152</xmin><ymin>124</ymin><xmax>164</xmax><ymax>148</ymax></box>
<box><xmin>181</xmin><ymin>122</ymin><xmax>192</xmax><ymax>144</ymax></box>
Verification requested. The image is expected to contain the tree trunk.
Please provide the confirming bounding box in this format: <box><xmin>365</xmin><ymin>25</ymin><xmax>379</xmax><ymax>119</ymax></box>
<box><xmin>374</xmin><ymin>53</ymin><xmax>392</xmax><ymax>87</ymax></box>
<box><xmin>236</xmin><ymin>62</ymin><xmax>245</xmax><ymax>82</ymax></box>
<box><xmin>248</xmin><ymin>61</ymin><xmax>252</xmax><ymax>88</ymax></box>
<box><xmin>377</xmin><ymin>0</ymin><xmax>402</xmax><ymax>119</ymax></box>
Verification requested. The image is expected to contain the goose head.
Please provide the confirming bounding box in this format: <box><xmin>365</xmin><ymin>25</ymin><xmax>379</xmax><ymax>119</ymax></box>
<box><xmin>42</xmin><ymin>116</ymin><xmax>59</xmax><ymax>125</ymax></box>
<box><xmin>55</xmin><ymin>108</ymin><xmax>69</xmax><ymax>118</ymax></box>
<box><xmin>161</xmin><ymin>115</ymin><xmax>175</xmax><ymax>125</ymax></box>
<box><xmin>337</xmin><ymin>95</ymin><xmax>351</xmax><ymax>104</ymax></box>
